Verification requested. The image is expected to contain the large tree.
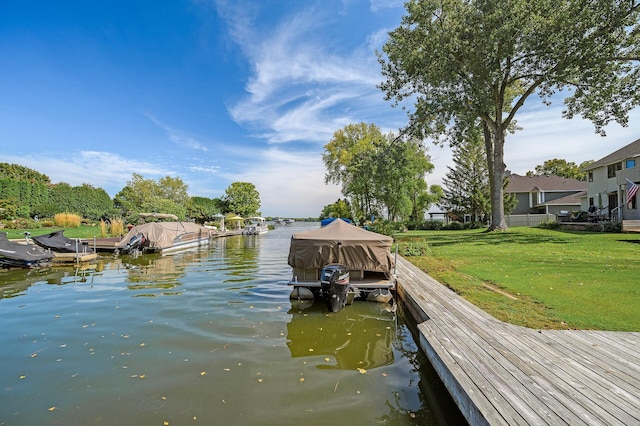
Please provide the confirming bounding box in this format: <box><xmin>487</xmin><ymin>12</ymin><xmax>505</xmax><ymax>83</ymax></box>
<box><xmin>380</xmin><ymin>0</ymin><xmax>640</xmax><ymax>230</ymax></box>
<box><xmin>323</xmin><ymin>122</ymin><xmax>435</xmax><ymax>221</ymax></box>
<box><xmin>442</xmin><ymin>130</ymin><xmax>491</xmax><ymax>222</ymax></box>
<box><xmin>221</xmin><ymin>182</ymin><xmax>261</xmax><ymax>217</ymax></box>
<box><xmin>114</xmin><ymin>173</ymin><xmax>190</xmax><ymax>223</ymax></box>
<box><xmin>526</xmin><ymin>158</ymin><xmax>594</xmax><ymax>180</ymax></box>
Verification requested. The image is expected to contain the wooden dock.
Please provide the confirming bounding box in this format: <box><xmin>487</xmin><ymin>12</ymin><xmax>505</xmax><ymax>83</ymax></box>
<box><xmin>395</xmin><ymin>256</ymin><xmax>640</xmax><ymax>426</ymax></box>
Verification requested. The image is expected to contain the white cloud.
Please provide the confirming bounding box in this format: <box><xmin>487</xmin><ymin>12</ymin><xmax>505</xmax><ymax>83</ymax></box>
<box><xmin>144</xmin><ymin>113</ymin><xmax>209</xmax><ymax>152</ymax></box>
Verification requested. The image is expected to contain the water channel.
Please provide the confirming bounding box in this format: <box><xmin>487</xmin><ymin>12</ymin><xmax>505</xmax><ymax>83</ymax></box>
<box><xmin>0</xmin><ymin>222</ymin><xmax>466</xmax><ymax>425</ymax></box>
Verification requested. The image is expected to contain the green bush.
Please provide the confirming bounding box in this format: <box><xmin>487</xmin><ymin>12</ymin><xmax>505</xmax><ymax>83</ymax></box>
<box><xmin>443</xmin><ymin>221</ymin><xmax>464</xmax><ymax>230</ymax></box>
<box><xmin>2</xmin><ymin>218</ymin><xmax>42</xmax><ymax>229</ymax></box>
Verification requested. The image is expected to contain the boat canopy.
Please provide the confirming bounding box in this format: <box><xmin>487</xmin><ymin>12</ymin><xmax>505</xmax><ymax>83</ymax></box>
<box><xmin>287</xmin><ymin>219</ymin><xmax>394</xmax><ymax>273</ymax></box>
<box><xmin>116</xmin><ymin>222</ymin><xmax>211</xmax><ymax>250</ymax></box>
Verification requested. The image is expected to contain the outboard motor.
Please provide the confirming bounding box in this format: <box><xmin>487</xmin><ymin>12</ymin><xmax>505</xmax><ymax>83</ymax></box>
<box><xmin>320</xmin><ymin>263</ymin><xmax>350</xmax><ymax>313</ymax></box>
<box><xmin>124</xmin><ymin>233</ymin><xmax>146</xmax><ymax>254</ymax></box>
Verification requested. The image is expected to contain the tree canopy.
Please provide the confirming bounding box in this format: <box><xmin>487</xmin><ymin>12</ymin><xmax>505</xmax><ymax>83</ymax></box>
<box><xmin>526</xmin><ymin>158</ymin><xmax>594</xmax><ymax>181</ymax></box>
<box><xmin>380</xmin><ymin>0</ymin><xmax>640</xmax><ymax>230</ymax></box>
<box><xmin>221</xmin><ymin>182</ymin><xmax>261</xmax><ymax>217</ymax></box>
<box><xmin>114</xmin><ymin>173</ymin><xmax>189</xmax><ymax>223</ymax></box>
<box><xmin>323</xmin><ymin>122</ymin><xmax>436</xmax><ymax>222</ymax></box>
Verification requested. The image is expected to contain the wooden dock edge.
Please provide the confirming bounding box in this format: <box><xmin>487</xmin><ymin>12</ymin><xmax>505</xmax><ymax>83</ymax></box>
<box><xmin>394</xmin><ymin>256</ymin><xmax>640</xmax><ymax>426</ymax></box>
<box><xmin>396</xmin><ymin>276</ymin><xmax>490</xmax><ymax>425</ymax></box>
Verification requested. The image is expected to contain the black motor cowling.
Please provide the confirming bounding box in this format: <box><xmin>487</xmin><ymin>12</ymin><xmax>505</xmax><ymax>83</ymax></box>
<box><xmin>320</xmin><ymin>263</ymin><xmax>350</xmax><ymax>312</ymax></box>
<box><xmin>124</xmin><ymin>233</ymin><xmax>147</xmax><ymax>254</ymax></box>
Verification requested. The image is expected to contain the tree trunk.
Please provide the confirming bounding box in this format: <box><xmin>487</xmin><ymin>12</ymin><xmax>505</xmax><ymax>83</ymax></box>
<box><xmin>483</xmin><ymin>123</ymin><xmax>508</xmax><ymax>231</ymax></box>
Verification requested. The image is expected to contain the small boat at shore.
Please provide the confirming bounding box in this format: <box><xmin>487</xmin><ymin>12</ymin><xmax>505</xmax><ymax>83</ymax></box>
<box><xmin>0</xmin><ymin>232</ymin><xmax>54</xmax><ymax>268</ymax></box>
<box><xmin>115</xmin><ymin>221</ymin><xmax>212</xmax><ymax>255</ymax></box>
<box><xmin>287</xmin><ymin>219</ymin><xmax>396</xmax><ymax>312</ymax></box>
<box><xmin>243</xmin><ymin>216</ymin><xmax>268</xmax><ymax>235</ymax></box>
<box><xmin>33</xmin><ymin>230</ymin><xmax>93</xmax><ymax>254</ymax></box>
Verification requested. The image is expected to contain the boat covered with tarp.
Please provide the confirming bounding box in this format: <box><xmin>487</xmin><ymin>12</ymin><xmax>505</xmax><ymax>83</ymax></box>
<box><xmin>33</xmin><ymin>230</ymin><xmax>93</xmax><ymax>253</ymax></box>
<box><xmin>115</xmin><ymin>222</ymin><xmax>212</xmax><ymax>255</ymax></box>
<box><xmin>287</xmin><ymin>219</ymin><xmax>396</xmax><ymax>311</ymax></box>
<box><xmin>0</xmin><ymin>232</ymin><xmax>54</xmax><ymax>268</ymax></box>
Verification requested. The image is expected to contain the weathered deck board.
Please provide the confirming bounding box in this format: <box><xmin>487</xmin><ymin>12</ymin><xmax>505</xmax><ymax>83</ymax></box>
<box><xmin>396</xmin><ymin>256</ymin><xmax>640</xmax><ymax>426</ymax></box>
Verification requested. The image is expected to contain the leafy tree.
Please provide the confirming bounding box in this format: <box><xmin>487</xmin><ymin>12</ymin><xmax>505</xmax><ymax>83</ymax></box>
<box><xmin>221</xmin><ymin>182</ymin><xmax>261</xmax><ymax>217</ymax></box>
<box><xmin>188</xmin><ymin>196</ymin><xmax>222</xmax><ymax>224</ymax></box>
<box><xmin>0</xmin><ymin>163</ymin><xmax>50</xmax><ymax>185</ymax></box>
<box><xmin>380</xmin><ymin>0</ymin><xmax>640</xmax><ymax>230</ymax></box>
<box><xmin>323</xmin><ymin>123</ymin><xmax>383</xmax><ymax>218</ymax></box>
<box><xmin>372</xmin><ymin>137</ymin><xmax>432</xmax><ymax>221</ymax></box>
<box><xmin>526</xmin><ymin>159</ymin><xmax>594</xmax><ymax>181</ymax></box>
<box><xmin>114</xmin><ymin>173</ymin><xmax>191</xmax><ymax>223</ymax></box>
<box><xmin>323</xmin><ymin>123</ymin><xmax>435</xmax><ymax>221</ymax></box>
<box><xmin>319</xmin><ymin>199</ymin><xmax>353</xmax><ymax>221</ymax></box>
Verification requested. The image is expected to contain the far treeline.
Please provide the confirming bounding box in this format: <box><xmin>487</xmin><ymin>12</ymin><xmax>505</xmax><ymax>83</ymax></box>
<box><xmin>0</xmin><ymin>163</ymin><xmax>262</xmax><ymax>227</ymax></box>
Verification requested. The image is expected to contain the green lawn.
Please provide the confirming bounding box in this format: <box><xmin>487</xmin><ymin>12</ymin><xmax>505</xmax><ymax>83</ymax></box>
<box><xmin>395</xmin><ymin>227</ymin><xmax>640</xmax><ymax>331</ymax></box>
<box><xmin>2</xmin><ymin>225</ymin><xmax>111</xmax><ymax>240</ymax></box>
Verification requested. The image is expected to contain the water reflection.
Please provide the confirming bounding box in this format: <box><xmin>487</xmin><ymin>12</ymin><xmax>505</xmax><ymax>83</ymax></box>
<box><xmin>287</xmin><ymin>301</ymin><xmax>396</xmax><ymax>370</ymax></box>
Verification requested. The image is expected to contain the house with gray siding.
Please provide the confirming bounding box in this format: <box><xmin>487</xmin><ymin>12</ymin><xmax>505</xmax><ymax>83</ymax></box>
<box><xmin>505</xmin><ymin>174</ymin><xmax>586</xmax><ymax>216</ymax></box>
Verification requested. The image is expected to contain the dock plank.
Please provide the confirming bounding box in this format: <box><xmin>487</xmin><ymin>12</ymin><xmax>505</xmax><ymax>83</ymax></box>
<box><xmin>396</xmin><ymin>256</ymin><xmax>640</xmax><ymax>426</ymax></box>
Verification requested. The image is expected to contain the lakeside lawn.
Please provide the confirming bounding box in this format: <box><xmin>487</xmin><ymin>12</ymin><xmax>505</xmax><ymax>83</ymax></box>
<box><xmin>2</xmin><ymin>225</ymin><xmax>118</xmax><ymax>240</ymax></box>
<box><xmin>395</xmin><ymin>227</ymin><xmax>640</xmax><ymax>332</ymax></box>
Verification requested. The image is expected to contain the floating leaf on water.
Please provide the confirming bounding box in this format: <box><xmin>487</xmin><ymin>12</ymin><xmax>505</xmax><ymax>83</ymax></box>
<box><xmin>224</xmin><ymin>368</ymin><xmax>230</xmax><ymax>372</ymax></box>
<box><xmin>357</xmin><ymin>368</ymin><xmax>367</xmax><ymax>374</ymax></box>
<box><xmin>299</xmin><ymin>377</ymin><xmax>305</xmax><ymax>383</ymax></box>
<box><xmin>324</xmin><ymin>358</ymin><xmax>331</xmax><ymax>362</ymax></box>
<box><xmin>139</xmin><ymin>343</ymin><xmax>145</xmax><ymax>347</ymax></box>
<box><xmin>257</xmin><ymin>378</ymin><xmax>263</xmax><ymax>383</ymax></box>
<box><xmin>31</xmin><ymin>353</ymin><xmax>37</xmax><ymax>358</ymax></box>
<box><xmin>19</xmin><ymin>375</ymin><xmax>26</xmax><ymax>379</ymax></box>
<box><xmin>54</xmin><ymin>315</ymin><xmax>60</xmax><ymax>318</ymax></box>
<box><xmin>139</xmin><ymin>374</ymin><xmax>146</xmax><ymax>379</ymax></box>
<box><xmin>162</xmin><ymin>396</ymin><xmax>167</xmax><ymax>400</ymax></box>
<box><xmin>308</xmin><ymin>348</ymin><xmax>314</xmax><ymax>352</ymax></box>
<box><xmin>381</xmin><ymin>372</ymin><xmax>388</xmax><ymax>377</ymax></box>
<box><xmin>163</xmin><ymin>421</ymin><xmax>169</xmax><ymax>426</ymax></box>
<box><xmin>200</xmin><ymin>371</ymin><xmax>207</xmax><ymax>376</ymax></box>
<box><xmin>48</xmin><ymin>406</ymin><xmax>56</xmax><ymax>411</ymax></box>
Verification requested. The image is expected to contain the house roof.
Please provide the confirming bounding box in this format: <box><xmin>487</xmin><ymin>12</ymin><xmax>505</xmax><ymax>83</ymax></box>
<box><xmin>536</xmin><ymin>191</ymin><xmax>586</xmax><ymax>207</ymax></box>
<box><xmin>582</xmin><ymin>137</ymin><xmax>640</xmax><ymax>171</ymax></box>
<box><xmin>505</xmin><ymin>174</ymin><xmax>586</xmax><ymax>193</ymax></box>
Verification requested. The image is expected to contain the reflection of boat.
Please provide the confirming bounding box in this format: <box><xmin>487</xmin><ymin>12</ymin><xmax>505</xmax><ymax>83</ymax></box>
<box><xmin>286</xmin><ymin>302</ymin><xmax>395</xmax><ymax>370</ymax></box>
<box><xmin>33</xmin><ymin>230</ymin><xmax>93</xmax><ymax>254</ymax></box>
<box><xmin>242</xmin><ymin>216</ymin><xmax>268</xmax><ymax>235</ymax></box>
<box><xmin>287</xmin><ymin>219</ymin><xmax>396</xmax><ymax>312</ymax></box>
<box><xmin>115</xmin><ymin>222</ymin><xmax>212</xmax><ymax>255</ymax></box>
<box><xmin>0</xmin><ymin>232</ymin><xmax>54</xmax><ymax>268</ymax></box>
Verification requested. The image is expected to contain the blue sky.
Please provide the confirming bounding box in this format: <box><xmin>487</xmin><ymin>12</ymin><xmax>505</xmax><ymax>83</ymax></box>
<box><xmin>1</xmin><ymin>1</ymin><xmax>639</xmax><ymax>217</ymax></box>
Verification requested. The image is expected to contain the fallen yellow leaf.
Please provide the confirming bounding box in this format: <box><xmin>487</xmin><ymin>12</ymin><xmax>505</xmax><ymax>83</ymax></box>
<box><xmin>48</xmin><ymin>407</ymin><xmax>56</xmax><ymax>411</ymax></box>
<box><xmin>357</xmin><ymin>368</ymin><xmax>367</xmax><ymax>374</ymax></box>
<box><xmin>200</xmin><ymin>371</ymin><xmax>207</xmax><ymax>376</ymax></box>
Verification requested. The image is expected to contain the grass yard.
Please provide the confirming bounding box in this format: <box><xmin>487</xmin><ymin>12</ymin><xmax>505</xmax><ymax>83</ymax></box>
<box><xmin>2</xmin><ymin>225</ymin><xmax>115</xmax><ymax>240</ymax></box>
<box><xmin>395</xmin><ymin>227</ymin><xmax>640</xmax><ymax>331</ymax></box>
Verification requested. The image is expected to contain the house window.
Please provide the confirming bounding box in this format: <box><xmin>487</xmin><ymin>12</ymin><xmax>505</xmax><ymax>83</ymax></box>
<box><xmin>607</xmin><ymin>162</ymin><xmax>622</xmax><ymax>178</ymax></box>
<box><xmin>626</xmin><ymin>159</ymin><xmax>636</xmax><ymax>169</ymax></box>
<box><xmin>588</xmin><ymin>171</ymin><xmax>593</xmax><ymax>182</ymax></box>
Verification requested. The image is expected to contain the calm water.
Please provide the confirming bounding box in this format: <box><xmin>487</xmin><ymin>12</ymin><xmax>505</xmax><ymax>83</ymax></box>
<box><xmin>0</xmin><ymin>223</ymin><xmax>465</xmax><ymax>425</ymax></box>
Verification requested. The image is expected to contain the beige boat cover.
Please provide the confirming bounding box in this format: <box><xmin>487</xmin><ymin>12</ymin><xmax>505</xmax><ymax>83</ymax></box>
<box><xmin>116</xmin><ymin>222</ymin><xmax>211</xmax><ymax>250</ymax></box>
<box><xmin>287</xmin><ymin>219</ymin><xmax>394</xmax><ymax>273</ymax></box>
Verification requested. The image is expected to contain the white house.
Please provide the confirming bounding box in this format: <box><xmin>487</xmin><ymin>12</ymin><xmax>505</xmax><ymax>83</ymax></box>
<box><xmin>582</xmin><ymin>137</ymin><xmax>640</xmax><ymax>221</ymax></box>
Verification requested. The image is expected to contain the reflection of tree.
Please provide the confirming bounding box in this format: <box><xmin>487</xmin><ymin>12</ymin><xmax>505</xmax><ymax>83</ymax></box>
<box><xmin>117</xmin><ymin>249</ymin><xmax>211</xmax><ymax>293</ymax></box>
<box><xmin>216</xmin><ymin>235</ymin><xmax>259</xmax><ymax>284</ymax></box>
<box><xmin>286</xmin><ymin>302</ymin><xmax>396</xmax><ymax>370</ymax></box>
